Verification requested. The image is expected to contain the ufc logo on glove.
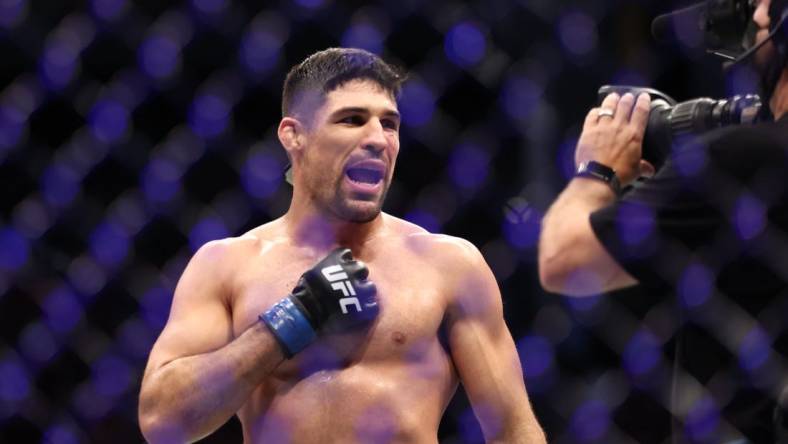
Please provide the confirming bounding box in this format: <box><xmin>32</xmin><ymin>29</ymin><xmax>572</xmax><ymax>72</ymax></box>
<box><xmin>321</xmin><ymin>265</ymin><xmax>361</xmax><ymax>314</ymax></box>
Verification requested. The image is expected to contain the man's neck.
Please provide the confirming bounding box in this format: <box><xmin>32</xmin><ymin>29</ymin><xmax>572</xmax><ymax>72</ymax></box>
<box><xmin>770</xmin><ymin>69</ymin><xmax>788</xmax><ymax>120</ymax></box>
<box><xmin>282</xmin><ymin>204</ymin><xmax>385</xmax><ymax>254</ymax></box>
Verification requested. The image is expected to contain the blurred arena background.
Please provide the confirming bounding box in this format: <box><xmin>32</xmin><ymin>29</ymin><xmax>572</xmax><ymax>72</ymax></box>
<box><xmin>0</xmin><ymin>0</ymin><xmax>761</xmax><ymax>442</ymax></box>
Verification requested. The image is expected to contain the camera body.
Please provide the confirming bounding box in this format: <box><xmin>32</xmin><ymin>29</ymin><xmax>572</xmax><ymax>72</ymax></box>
<box><xmin>597</xmin><ymin>85</ymin><xmax>761</xmax><ymax>169</ymax></box>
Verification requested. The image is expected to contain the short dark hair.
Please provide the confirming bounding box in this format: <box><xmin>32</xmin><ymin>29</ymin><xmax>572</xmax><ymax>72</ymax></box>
<box><xmin>281</xmin><ymin>47</ymin><xmax>407</xmax><ymax>119</ymax></box>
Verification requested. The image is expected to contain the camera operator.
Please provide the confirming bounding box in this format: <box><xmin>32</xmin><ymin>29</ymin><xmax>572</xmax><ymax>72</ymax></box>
<box><xmin>539</xmin><ymin>0</ymin><xmax>788</xmax><ymax>442</ymax></box>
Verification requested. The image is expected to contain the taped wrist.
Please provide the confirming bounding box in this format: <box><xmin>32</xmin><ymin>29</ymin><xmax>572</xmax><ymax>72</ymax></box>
<box><xmin>259</xmin><ymin>297</ymin><xmax>317</xmax><ymax>358</ymax></box>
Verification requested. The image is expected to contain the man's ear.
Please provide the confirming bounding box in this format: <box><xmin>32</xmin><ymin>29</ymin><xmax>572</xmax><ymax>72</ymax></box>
<box><xmin>277</xmin><ymin>116</ymin><xmax>306</xmax><ymax>159</ymax></box>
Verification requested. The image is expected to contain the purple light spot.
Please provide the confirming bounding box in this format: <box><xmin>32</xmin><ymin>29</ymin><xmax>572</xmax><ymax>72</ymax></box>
<box><xmin>570</xmin><ymin>400</ymin><xmax>610</xmax><ymax>442</ymax></box>
<box><xmin>91</xmin><ymin>0</ymin><xmax>127</xmax><ymax>21</ymax></box>
<box><xmin>89</xmin><ymin>221</ymin><xmax>129</xmax><ymax>267</ymax></box>
<box><xmin>738</xmin><ymin>327</ymin><xmax>771</xmax><ymax>372</ymax></box>
<box><xmin>42</xmin><ymin>286</ymin><xmax>83</xmax><ymax>334</ymax></box>
<box><xmin>0</xmin><ymin>358</ymin><xmax>30</xmax><ymax>402</ymax></box>
<box><xmin>39</xmin><ymin>41</ymin><xmax>78</xmax><ymax>90</ymax></box>
<box><xmin>294</xmin><ymin>0</ymin><xmax>325</xmax><ymax>9</ymax></box>
<box><xmin>189</xmin><ymin>94</ymin><xmax>231</xmax><ymax>138</ymax></box>
<box><xmin>139</xmin><ymin>35</ymin><xmax>180</xmax><ymax>79</ymax></box>
<box><xmin>192</xmin><ymin>0</ymin><xmax>227</xmax><ymax>14</ymax></box>
<box><xmin>726</xmin><ymin>65</ymin><xmax>759</xmax><ymax>96</ymax></box>
<box><xmin>566</xmin><ymin>292</ymin><xmax>602</xmax><ymax>311</ymax></box>
<box><xmin>0</xmin><ymin>0</ymin><xmax>27</xmax><ymax>28</ymax></box>
<box><xmin>444</xmin><ymin>22</ymin><xmax>486</xmax><ymax>67</ymax></box>
<box><xmin>623</xmin><ymin>330</ymin><xmax>661</xmax><ymax>376</ymax></box>
<box><xmin>516</xmin><ymin>335</ymin><xmax>554</xmax><ymax>378</ymax></box>
<box><xmin>240</xmin><ymin>29</ymin><xmax>282</xmax><ymax>75</ymax></box>
<box><xmin>458</xmin><ymin>406</ymin><xmax>484</xmax><ymax>443</ymax></box>
<box><xmin>189</xmin><ymin>217</ymin><xmax>229</xmax><ymax>252</ymax></box>
<box><xmin>0</xmin><ymin>104</ymin><xmax>26</xmax><ymax>149</ymax></box>
<box><xmin>616</xmin><ymin>201</ymin><xmax>656</xmax><ymax>246</ymax></box>
<box><xmin>673</xmin><ymin>143</ymin><xmax>707</xmax><ymax>177</ymax></box>
<box><xmin>448</xmin><ymin>144</ymin><xmax>489</xmax><ymax>191</ymax></box>
<box><xmin>117</xmin><ymin>318</ymin><xmax>155</xmax><ymax>359</ymax></box>
<box><xmin>140</xmin><ymin>286</ymin><xmax>172</xmax><ymax>330</ymax></box>
<box><xmin>43</xmin><ymin>424</ymin><xmax>80</xmax><ymax>444</ymax></box>
<box><xmin>0</xmin><ymin>227</ymin><xmax>29</xmax><ymax>271</ymax></box>
<box><xmin>502</xmin><ymin>203</ymin><xmax>541</xmax><ymax>249</ymax></box>
<box><xmin>502</xmin><ymin>76</ymin><xmax>543</xmax><ymax>121</ymax></box>
<box><xmin>92</xmin><ymin>355</ymin><xmax>131</xmax><ymax>397</ymax></box>
<box><xmin>733</xmin><ymin>194</ymin><xmax>766</xmax><ymax>240</ymax></box>
<box><xmin>678</xmin><ymin>262</ymin><xmax>714</xmax><ymax>308</ymax></box>
<box><xmin>684</xmin><ymin>397</ymin><xmax>720</xmax><ymax>442</ymax></box>
<box><xmin>558</xmin><ymin>12</ymin><xmax>598</xmax><ymax>57</ymax></box>
<box><xmin>241</xmin><ymin>152</ymin><xmax>283</xmax><ymax>199</ymax></box>
<box><xmin>141</xmin><ymin>158</ymin><xmax>181</xmax><ymax>203</ymax></box>
<box><xmin>41</xmin><ymin>162</ymin><xmax>80</xmax><ymax>207</ymax></box>
<box><xmin>18</xmin><ymin>322</ymin><xmax>57</xmax><ymax>364</ymax></box>
<box><xmin>88</xmin><ymin>99</ymin><xmax>129</xmax><ymax>143</ymax></box>
<box><xmin>67</xmin><ymin>256</ymin><xmax>107</xmax><ymax>297</ymax></box>
<box><xmin>399</xmin><ymin>80</ymin><xmax>435</xmax><ymax>127</ymax></box>
<box><xmin>404</xmin><ymin>209</ymin><xmax>439</xmax><ymax>233</ymax></box>
<box><xmin>341</xmin><ymin>23</ymin><xmax>384</xmax><ymax>55</ymax></box>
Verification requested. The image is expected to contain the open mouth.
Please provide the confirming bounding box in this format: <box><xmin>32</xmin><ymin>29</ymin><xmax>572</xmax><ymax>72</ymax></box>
<box><xmin>345</xmin><ymin>161</ymin><xmax>385</xmax><ymax>186</ymax></box>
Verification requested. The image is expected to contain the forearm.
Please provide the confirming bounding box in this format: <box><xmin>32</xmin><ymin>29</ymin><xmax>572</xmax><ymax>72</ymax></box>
<box><xmin>139</xmin><ymin>321</ymin><xmax>285</xmax><ymax>443</ymax></box>
<box><xmin>538</xmin><ymin>178</ymin><xmax>616</xmax><ymax>292</ymax></box>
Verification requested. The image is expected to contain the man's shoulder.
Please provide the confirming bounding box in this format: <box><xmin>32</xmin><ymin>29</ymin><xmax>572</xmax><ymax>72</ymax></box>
<box><xmin>383</xmin><ymin>214</ymin><xmax>483</xmax><ymax>267</ymax></box>
<box><xmin>191</xmin><ymin>219</ymin><xmax>286</xmax><ymax>267</ymax></box>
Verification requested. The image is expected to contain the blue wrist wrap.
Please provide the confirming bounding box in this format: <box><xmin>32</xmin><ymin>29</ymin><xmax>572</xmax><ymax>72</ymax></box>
<box><xmin>259</xmin><ymin>297</ymin><xmax>316</xmax><ymax>358</ymax></box>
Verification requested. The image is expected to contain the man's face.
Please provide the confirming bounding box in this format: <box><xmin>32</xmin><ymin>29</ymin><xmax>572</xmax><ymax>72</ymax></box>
<box><xmin>297</xmin><ymin>79</ymin><xmax>400</xmax><ymax>223</ymax></box>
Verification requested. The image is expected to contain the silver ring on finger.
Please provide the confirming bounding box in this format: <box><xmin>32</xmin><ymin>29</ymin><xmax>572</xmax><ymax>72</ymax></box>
<box><xmin>597</xmin><ymin>108</ymin><xmax>615</xmax><ymax>121</ymax></box>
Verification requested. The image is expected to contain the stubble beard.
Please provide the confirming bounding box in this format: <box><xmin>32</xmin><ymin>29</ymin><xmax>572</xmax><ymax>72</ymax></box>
<box><xmin>308</xmin><ymin>171</ymin><xmax>389</xmax><ymax>224</ymax></box>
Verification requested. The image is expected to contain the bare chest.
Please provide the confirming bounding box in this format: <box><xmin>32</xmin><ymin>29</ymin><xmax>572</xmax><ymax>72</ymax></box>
<box><xmin>230</xmin><ymin>255</ymin><xmax>449</xmax><ymax>369</ymax></box>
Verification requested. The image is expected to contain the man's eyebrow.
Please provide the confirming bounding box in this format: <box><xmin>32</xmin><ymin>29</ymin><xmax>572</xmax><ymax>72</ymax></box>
<box><xmin>331</xmin><ymin>107</ymin><xmax>401</xmax><ymax>119</ymax></box>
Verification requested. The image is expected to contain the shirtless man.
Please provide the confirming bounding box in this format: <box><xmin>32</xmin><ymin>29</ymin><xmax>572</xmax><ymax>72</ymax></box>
<box><xmin>138</xmin><ymin>47</ymin><xmax>546</xmax><ymax>443</ymax></box>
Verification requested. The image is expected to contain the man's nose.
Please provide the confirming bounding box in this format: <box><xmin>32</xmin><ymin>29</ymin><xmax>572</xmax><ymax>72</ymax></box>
<box><xmin>361</xmin><ymin>119</ymin><xmax>388</xmax><ymax>152</ymax></box>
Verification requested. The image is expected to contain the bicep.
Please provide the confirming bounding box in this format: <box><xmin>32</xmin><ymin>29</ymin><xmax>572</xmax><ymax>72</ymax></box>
<box><xmin>143</xmin><ymin>243</ymin><xmax>235</xmax><ymax>376</ymax></box>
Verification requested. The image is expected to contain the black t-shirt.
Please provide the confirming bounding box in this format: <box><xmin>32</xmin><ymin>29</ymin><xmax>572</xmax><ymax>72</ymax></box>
<box><xmin>590</xmin><ymin>115</ymin><xmax>788</xmax><ymax>443</ymax></box>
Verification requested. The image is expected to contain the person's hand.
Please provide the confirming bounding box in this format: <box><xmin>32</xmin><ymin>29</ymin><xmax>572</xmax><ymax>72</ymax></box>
<box><xmin>575</xmin><ymin>92</ymin><xmax>655</xmax><ymax>186</ymax></box>
<box><xmin>260</xmin><ymin>248</ymin><xmax>378</xmax><ymax>357</ymax></box>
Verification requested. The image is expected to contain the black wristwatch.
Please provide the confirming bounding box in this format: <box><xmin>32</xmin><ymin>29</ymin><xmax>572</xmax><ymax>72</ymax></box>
<box><xmin>576</xmin><ymin>161</ymin><xmax>622</xmax><ymax>196</ymax></box>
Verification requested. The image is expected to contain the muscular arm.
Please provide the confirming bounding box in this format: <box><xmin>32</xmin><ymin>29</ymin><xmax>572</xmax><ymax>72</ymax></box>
<box><xmin>138</xmin><ymin>240</ymin><xmax>285</xmax><ymax>443</ymax></box>
<box><xmin>538</xmin><ymin>178</ymin><xmax>638</xmax><ymax>295</ymax></box>
<box><xmin>445</xmin><ymin>240</ymin><xmax>546</xmax><ymax>444</ymax></box>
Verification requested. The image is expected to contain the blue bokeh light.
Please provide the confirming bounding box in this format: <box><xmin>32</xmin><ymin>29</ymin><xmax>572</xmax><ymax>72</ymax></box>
<box><xmin>448</xmin><ymin>144</ymin><xmax>490</xmax><ymax>191</ymax></box>
<box><xmin>189</xmin><ymin>217</ymin><xmax>229</xmax><ymax>252</ymax></box>
<box><xmin>516</xmin><ymin>335</ymin><xmax>554</xmax><ymax>378</ymax></box>
<box><xmin>89</xmin><ymin>221</ymin><xmax>130</xmax><ymax>267</ymax></box>
<box><xmin>141</xmin><ymin>157</ymin><xmax>182</xmax><ymax>203</ymax></box>
<box><xmin>444</xmin><ymin>22</ymin><xmax>486</xmax><ymax>68</ymax></box>
<box><xmin>139</xmin><ymin>34</ymin><xmax>181</xmax><ymax>79</ymax></box>
<box><xmin>0</xmin><ymin>0</ymin><xmax>28</xmax><ymax>28</ymax></box>
<box><xmin>615</xmin><ymin>201</ymin><xmax>656</xmax><ymax>246</ymax></box>
<box><xmin>341</xmin><ymin>23</ymin><xmax>384</xmax><ymax>55</ymax></box>
<box><xmin>91</xmin><ymin>0</ymin><xmax>127</xmax><ymax>21</ymax></box>
<box><xmin>733</xmin><ymin>193</ymin><xmax>766</xmax><ymax>241</ymax></box>
<box><xmin>570</xmin><ymin>399</ymin><xmax>610</xmax><ymax>442</ymax></box>
<box><xmin>558</xmin><ymin>11</ymin><xmax>598</xmax><ymax>57</ymax></box>
<box><xmin>240</xmin><ymin>28</ymin><xmax>283</xmax><ymax>75</ymax></box>
<box><xmin>623</xmin><ymin>329</ymin><xmax>662</xmax><ymax>377</ymax></box>
<box><xmin>0</xmin><ymin>104</ymin><xmax>26</xmax><ymax>149</ymax></box>
<box><xmin>502</xmin><ymin>75</ymin><xmax>543</xmax><ymax>121</ymax></box>
<box><xmin>0</xmin><ymin>358</ymin><xmax>30</xmax><ymax>402</ymax></box>
<box><xmin>738</xmin><ymin>327</ymin><xmax>771</xmax><ymax>372</ymax></box>
<box><xmin>502</xmin><ymin>203</ymin><xmax>542</xmax><ymax>249</ymax></box>
<box><xmin>92</xmin><ymin>354</ymin><xmax>132</xmax><ymax>397</ymax></box>
<box><xmin>39</xmin><ymin>41</ymin><xmax>78</xmax><ymax>90</ymax></box>
<box><xmin>189</xmin><ymin>93</ymin><xmax>231</xmax><ymax>138</ymax></box>
<box><xmin>192</xmin><ymin>0</ymin><xmax>227</xmax><ymax>14</ymax></box>
<box><xmin>43</xmin><ymin>423</ymin><xmax>80</xmax><ymax>444</ymax></box>
<box><xmin>88</xmin><ymin>99</ymin><xmax>129</xmax><ymax>143</ymax></box>
<box><xmin>42</xmin><ymin>286</ymin><xmax>83</xmax><ymax>334</ymax></box>
<box><xmin>294</xmin><ymin>0</ymin><xmax>325</xmax><ymax>9</ymax></box>
<box><xmin>684</xmin><ymin>397</ymin><xmax>720</xmax><ymax>442</ymax></box>
<box><xmin>404</xmin><ymin>209</ymin><xmax>440</xmax><ymax>233</ymax></box>
<box><xmin>678</xmin><ymin>262</ymin><xmax>714</xmax><ymax>308</ymax></box>
<box><xmin>399</xmin><ymin>80</ymin><xmax>436</xmax><ymax>127</ymax></box>
<box><xmin>0</xmin><ymin>227</ymin><xmax>29</xmax><ymax>271</ymax></box>
<box><xmin>18</xmin><ymin>321</ymin><xmax>58</xmax><ymax>364</ymax></box>
<box><xmin>41</xmin><ymin>162</ymin><xmax>80</xmax><ymax>207</ymax></box>
<box><xmin>241</xmin><ymin>152</ymin><xmax>283</xmax><ymax>199</ymax></box>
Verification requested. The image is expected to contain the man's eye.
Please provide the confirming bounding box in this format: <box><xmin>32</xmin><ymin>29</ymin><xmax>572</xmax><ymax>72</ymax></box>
<box><xmin>339</xmin><ymin>116</ymin><xmax>363</xmax><ymax>125</ymax></box>
<box><xmin>382</xmin><ymin>120</ymin><xmax>399</xmax><ymax>131</ymax></box>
